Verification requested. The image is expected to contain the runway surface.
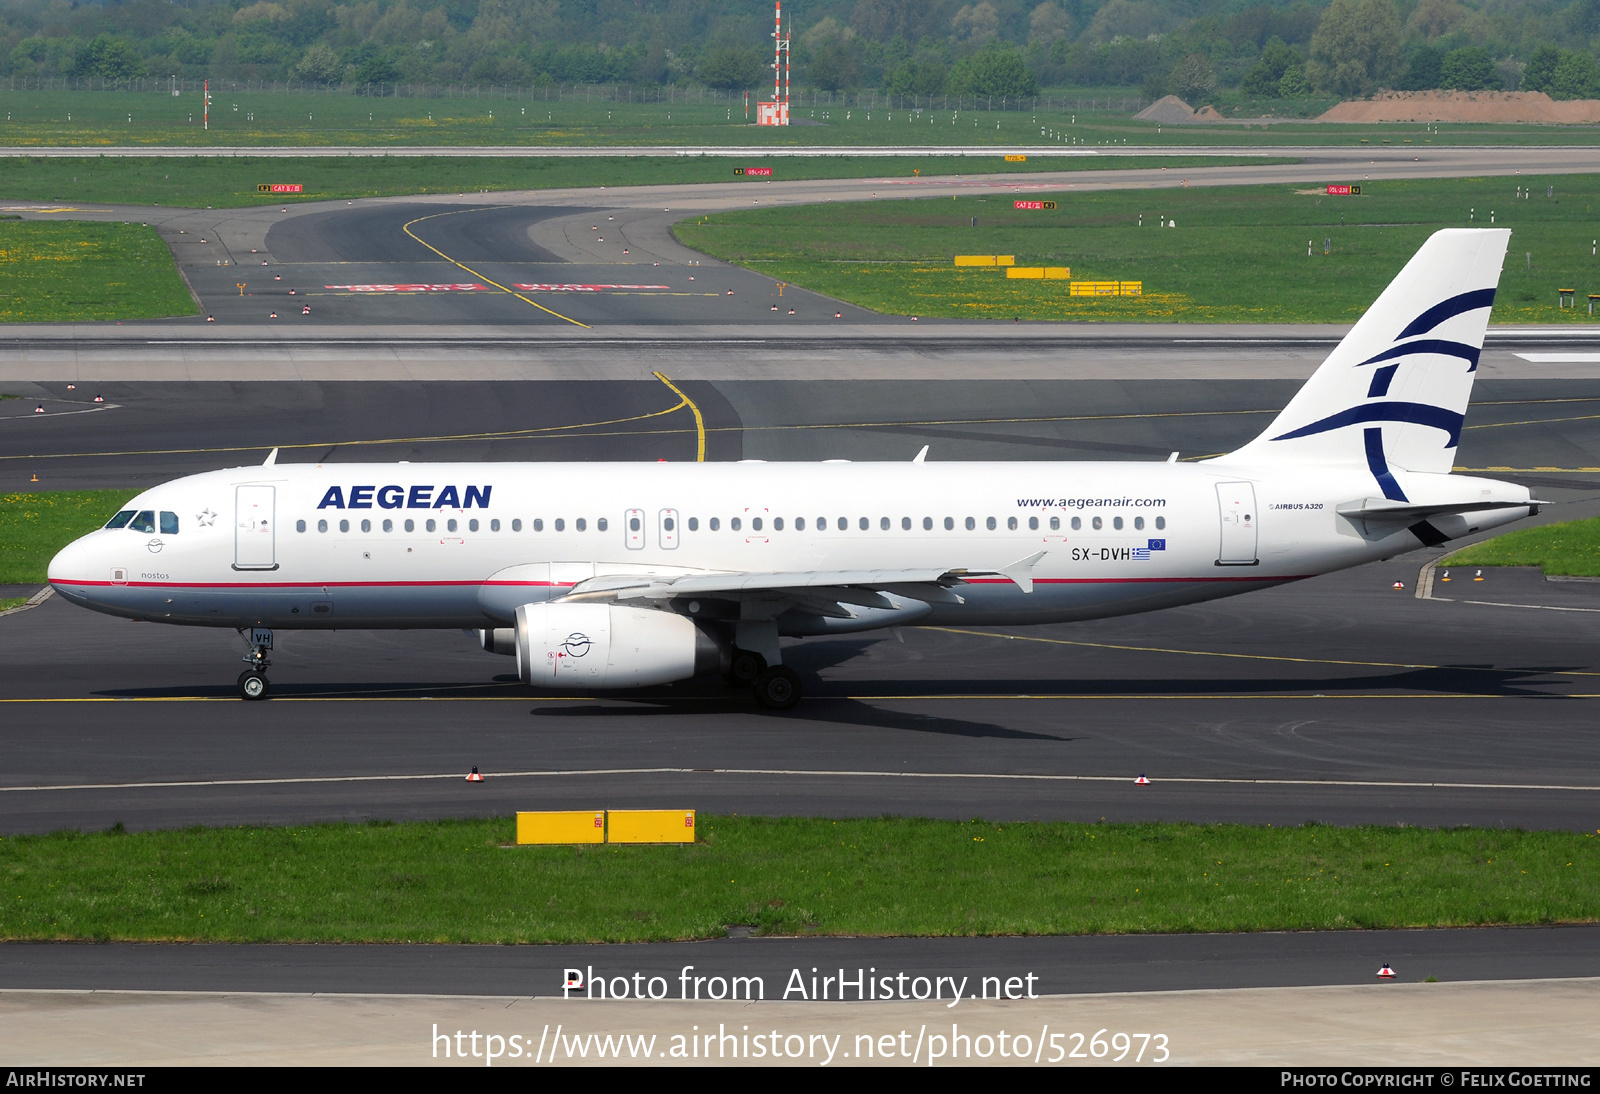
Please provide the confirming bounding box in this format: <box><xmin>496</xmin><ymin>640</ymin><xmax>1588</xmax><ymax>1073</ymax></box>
<box><xmin>3</xmin><ymin>927</ymin><xmax>1597</xmax><ymax>996</ymax></box>
<box><xmin>4</xmin><ymin>377</ymin><xmax>1600</xmax><ymax>836</ymax></box>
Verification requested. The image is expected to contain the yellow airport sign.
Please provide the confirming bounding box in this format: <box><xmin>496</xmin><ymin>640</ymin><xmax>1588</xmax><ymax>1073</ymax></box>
<box><xmin>608</xmin><ymin>809</ymin><xmax>696</xmax><ymax>844</ymax></box>
<box><xmin>517</xmin><ymin>810</ymin><xmax>605</xmax><ymax>844</ymax></box>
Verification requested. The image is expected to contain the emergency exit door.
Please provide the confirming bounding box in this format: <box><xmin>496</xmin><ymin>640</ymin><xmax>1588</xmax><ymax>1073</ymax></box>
<box><xmin>1215</xmin><ymin>482</ymin><xmax>1258</xmax><ymax>565</ymax></box>
<box><xmin>235</xmin><ymin>485</ymin><xmax>277</xmax><ymax>570</ymax></box>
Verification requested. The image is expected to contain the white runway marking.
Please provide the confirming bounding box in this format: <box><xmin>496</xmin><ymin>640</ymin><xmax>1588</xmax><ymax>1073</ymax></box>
<box><xmin>3</xmin><ymin>767</ymin><xmax>1597</xmax><ymax>794</ymax></box>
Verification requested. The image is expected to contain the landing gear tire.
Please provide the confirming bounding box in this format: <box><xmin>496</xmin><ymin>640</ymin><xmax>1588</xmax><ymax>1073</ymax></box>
<box><xmin>238</xmin><ymin>670</ymin><xmax>269</xmax><ymax>701</ymax></box>
<box><xmin>752</xmin><ymin>666</ymin><xmax>801</xmax><ymax>710</ymax></box>
<box><xmin>724</xmin><ymin>649</ymin><xmax>766</xmax><ymax>688</ymax></box>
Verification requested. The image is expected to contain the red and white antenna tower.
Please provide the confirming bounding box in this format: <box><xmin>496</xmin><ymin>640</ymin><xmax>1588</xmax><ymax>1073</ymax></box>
<box><xmin>758</xmin><ymin>0</ymin><xmax>790</xmax><ymax>126</ymax></box>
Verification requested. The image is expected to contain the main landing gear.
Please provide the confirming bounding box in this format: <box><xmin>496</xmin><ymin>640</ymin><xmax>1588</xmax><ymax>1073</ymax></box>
<box><xmin>724</xmin><ymin>646</ymin><xmax>802</xmax><ymax>711</ymax></box>
<box><xmin>237</xmin><ymin>627</ymin><xmax>272</xmax><ymax>701</ymax></box>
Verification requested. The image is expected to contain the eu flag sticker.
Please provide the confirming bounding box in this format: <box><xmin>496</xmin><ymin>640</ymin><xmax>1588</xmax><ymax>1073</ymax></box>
<box><xmin>1148</xmin><ymin>539</ymin><xmax>1166</xmax><ymax>550</ymax></box>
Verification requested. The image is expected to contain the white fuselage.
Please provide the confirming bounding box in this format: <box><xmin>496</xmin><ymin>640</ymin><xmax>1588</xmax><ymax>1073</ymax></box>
<box><xmin>47</xmin><ymin>459</ymin><xmax>1533</xmax><ymax>633</ymax></box>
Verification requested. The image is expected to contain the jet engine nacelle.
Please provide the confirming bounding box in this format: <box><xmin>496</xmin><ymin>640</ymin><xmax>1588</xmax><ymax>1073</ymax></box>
<box><xmin>514</xmin><ymin>602</ymin><xmax>721</xmax><ymax>689</ymax></box>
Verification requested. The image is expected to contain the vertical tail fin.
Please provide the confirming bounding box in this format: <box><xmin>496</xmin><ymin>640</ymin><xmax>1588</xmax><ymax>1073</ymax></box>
<box><xmin>1222</xmin><ymin>229</ymin><xmax>1510</xmax><ymax>491</ymax></box>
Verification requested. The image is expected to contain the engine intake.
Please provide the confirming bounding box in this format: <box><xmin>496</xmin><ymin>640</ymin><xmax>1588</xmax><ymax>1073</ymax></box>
<box><xmin>515</xmin><ymin>602</ymin><xmax>721</xmax><ymax>689</ymax></box>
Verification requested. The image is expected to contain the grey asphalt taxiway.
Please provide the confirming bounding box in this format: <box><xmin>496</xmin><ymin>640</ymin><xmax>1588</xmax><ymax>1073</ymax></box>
<box><xmin>5</xmin><ymin>376</ymin><xmax>1600</xmax><ymax>838</ymax></box>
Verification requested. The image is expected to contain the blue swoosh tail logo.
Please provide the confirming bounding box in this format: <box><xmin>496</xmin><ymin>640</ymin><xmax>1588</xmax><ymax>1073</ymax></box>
<box><xmin>1271</xmin><ymin>402</ymin><xmax>1464</xmax><ymax>447</ymax></box>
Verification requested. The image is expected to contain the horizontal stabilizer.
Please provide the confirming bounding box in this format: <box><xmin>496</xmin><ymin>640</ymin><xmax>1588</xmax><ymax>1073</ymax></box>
<box><xmin>1336</xmin><ymin>497</ymin><xmax>1532</xmax><ymax>523</ymax></box>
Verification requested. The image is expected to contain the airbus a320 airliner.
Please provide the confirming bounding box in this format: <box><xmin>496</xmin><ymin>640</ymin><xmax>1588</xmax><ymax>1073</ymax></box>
<box><xmin>49</xmin><ymin>229</ymin><xmax>1532</xmax><ymax>708</ymax></box>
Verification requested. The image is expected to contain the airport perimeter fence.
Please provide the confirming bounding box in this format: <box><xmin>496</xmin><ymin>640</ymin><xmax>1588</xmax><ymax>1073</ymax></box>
<box><xmin>0</xmin><ymin>76</ymin><xmax>1146</xmax><ymax>114</ymax></box>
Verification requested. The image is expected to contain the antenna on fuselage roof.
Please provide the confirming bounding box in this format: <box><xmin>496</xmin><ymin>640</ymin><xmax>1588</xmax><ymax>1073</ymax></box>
<box><xmin>912</xmin><ymin>445</ymin><xmax>929</xmax><ymax>463</ymax></box>
<box><xmin>262</xmin><ymin>448</ymin><xmax>278</xmax><ymax>466</ymax></box>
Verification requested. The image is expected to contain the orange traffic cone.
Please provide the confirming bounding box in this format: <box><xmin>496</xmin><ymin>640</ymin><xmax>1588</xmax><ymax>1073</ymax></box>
<box><xmin>466</xmin><ymin>767</ymin><xmax>484</xmax><ymax>783</ymax></box>
<box><xmin>1378</xmin><ymin>963</ymin><xmax>1396</xmax><ymax>979</ymax></box>
<box><xmin>1135</xmin><ymin>774</ymin><xmax>1150</xmax><ymax>785</ymax></box>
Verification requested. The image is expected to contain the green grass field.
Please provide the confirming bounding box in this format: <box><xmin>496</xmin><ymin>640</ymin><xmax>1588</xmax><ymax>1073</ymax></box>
<box><xmin>0</xmin><ymin>153</ymin><xmax>1286</xmax><ymax>210</ymax></box>
<box><xmin>0</xmin><ymin>222</ymin><xmax>193</xmax><ymax>322</ymax></box>
<box><xmin>1446</xmin><ymin>516</ymin><xmax>1600</xmax><ymax>576</ymax></box>
<box><xmin>0</xmin><ymin>490</ymin><xmax>130</xmax><ymax>583</ymax></box>
<box><xmin>0</xmin><ymin>87</ymin><xmax>1595</xmax><ymax>149</ymax></box>
<box><xmin>1</xmin><ymin>816</ymin><xmax>1594</xmax><ymax>943</ymax></box>
<box><xmin>677</xmin><ymin>175</ymin><xmax>1600</xmax><ymax>324</ymax></box>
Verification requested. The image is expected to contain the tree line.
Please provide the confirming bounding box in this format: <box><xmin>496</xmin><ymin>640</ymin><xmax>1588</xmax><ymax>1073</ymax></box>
<box><xmin>1</xmin><ymin>0</ymin><xmax>1597</xmax><ymax>104</ymax></box>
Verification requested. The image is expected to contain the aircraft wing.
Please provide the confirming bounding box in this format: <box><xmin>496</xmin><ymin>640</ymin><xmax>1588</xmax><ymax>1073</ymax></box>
<box><xmin>565</xmin><ymin>552</ymin><xmax>1049</xmax><ymax>603</ymax></box>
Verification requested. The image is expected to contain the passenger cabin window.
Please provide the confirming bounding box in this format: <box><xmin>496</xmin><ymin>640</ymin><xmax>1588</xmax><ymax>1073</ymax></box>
<box><xmin>339</xmin><ymin>519</ymin><xmax>350</xmax><ymax>533</ymax></box>
<box><xmin>360</xmin><ymin>519</ymin><xmax>371</xmax><ymax>532</ymax></box>
<box><xmin>710</xmin><ymin>517</ymin><xmax>720</xmax><ymax>531</ymax></box>
<box><xmin>924</xmin><ymin>517</ymin><xmax>933</xmax><ymax>530</ymax></box>
<box><xmin>1008</xmin><ymin>517</ymin><xmax>1018</xmax><ymax>530</ymax></box>
<box><xmin>489</xmin><ymin>519</ymin><xmax>498</xmax><ymax>532</ymax></box>
<box><xmin>731</xmin><ymin>517</ymin><xmax>742</xmax><ymax>531</ymax></box>
<box><xmin>469</xmin><ymin>519</ymin><xmax>479</xmax><ymax>532</ymax></box>
<box><xmin>554</xmin><ymin>519</ymin><xmax>565</xmax><ymax>532</ymax></box>
<box><xmin>296</xmin><ymin>519</ymin><xmax>307</xmax><ymax>533</ymax></box>
<box><xmin>1113</xmin><ymin>517</ymin><xmax>1124</xmax><ymax>530</ymax></box>
<box><xmin>1028</xmin><ymin>517</ymin><xmax>1038</xmax><ymax>531</ymax></box>
<box><xmin>597</xmin><ymin>517</ymin><xmax>608</xmax><ymax>532</ymax></box>
<box><xmin>773</xmin><ymin>517</ymin><xmax>783</xmax><ymax>531</ymax></box>
<box><xmin>576</xmin><ymin>518</ymin><xmax>587</xmax><ymax>532</ymax></box>
<box><xmin>1155</xmin><ymin>516</ymin><xmax>1166</xmax><ymax>530</ymax></box>
<box><xmin>1067</xmin><ymin>517</ymin><xmax>1077</xmax><ymax>531</ymax></box>
<box><xmin>317</xmin><ymin>519</ymin><xmax>329</xmax><ymax>533</ymax></box>
<box><xmin>965</xmin><ymin>517</ymin><xmax>976</xmax><ymax>530</ymax></box>
<box><xmin>752</xmin><ymin>517</ymin><xmax>763</xmax><ymax>531</ymax></box>
<box><xmin>688</xmin><ymin>517</ymin><xmax>699</xmax><ymax>531</ymax></box>
<box><xmin>383</xmin><ymin>519</ymin><xmax>393</xmax><ymax>532</ymax></box>
<box><xmin>1092</xmin><ymin>516</ymin><xmax>1103</xmax><ymax>530</ymax></box>
<box><xmin>447</xmin><ymin>519</ymin><xmax>458</xmax><ymax>532</ymax></box>
<box><xmin>426</xmin><ymin>519</ymin><xmax>437</xmax><ymax>533</ymax></box>
<box><xmin>1134</xmin><ymin>516</ymin><xmax>1145</xmax><ymax>530</ymax></box>
<box><xmin>404</xmin><ymin>519</ymin><xmax>415</xmax><ymax>532</ymax></box>
<box><xmin>838</xmin><ymin>517</ymin><xmax>848</xmax><ymax>531</ymax></box>
<box><xmin>944</xmin><ymin>517</ymin><xmax>954</xmax><ymax>530</ymax></box>
<box><xmin>511</xmin><ymin>519</ymin><xmax>522</xmax><ymax>532</ymax></box>
<box><xmin>986</xmin><ymin>517</ymin><xmax>996</xmax><ymax>531</ymax></box>
<box><xmin>794</xmin><ymin>517</ymin><xmax>805</xmax><ymax>531</ymax></box>
<box><xmin>129</xmin><ymin>511</ymin><xmax>155</xmax><ymax>533</ymax></box>
<box><xmin>105</xmin><ymin>510</ymin><xmax>135</xmax><ymax>529</ymax></box>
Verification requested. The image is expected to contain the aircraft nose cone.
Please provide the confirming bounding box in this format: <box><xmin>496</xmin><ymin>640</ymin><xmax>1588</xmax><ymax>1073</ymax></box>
<box><xmin>47</xmin><ymin>536</ymin><xmax>91</xmax><ymax>592</ymax></box>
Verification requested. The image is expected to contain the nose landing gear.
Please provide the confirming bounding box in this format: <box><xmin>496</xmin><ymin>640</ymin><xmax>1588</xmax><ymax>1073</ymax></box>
<box><xmin>237</xmin><ymin>627</ymin><xmax>273</xmax><ymax>700</ymax></box>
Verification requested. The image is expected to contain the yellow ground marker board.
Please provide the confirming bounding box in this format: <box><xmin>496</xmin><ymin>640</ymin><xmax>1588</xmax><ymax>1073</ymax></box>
<box><xmin>1005</xmin><ymin>267</ymin><xmax>1073</xmax><ymax>279</ymax></box>
<box><xmin>953</xmin><ymin>255</ymin><xmax>1016</xmax><ymax>267</ymax></box>
<box><xmin>608</xmin><ymin>809</ymin><xmax>696</xmax><ymax>844</ymax></box>
<box><xmin>516</xmin><ymin>810</ymin><xmax>605</xmax><ymax>844</ymax></box>
<box><xmin>1069</xmin><ymin>281</ymin><xmax>1142</xmax><ymax>296</ymax></box>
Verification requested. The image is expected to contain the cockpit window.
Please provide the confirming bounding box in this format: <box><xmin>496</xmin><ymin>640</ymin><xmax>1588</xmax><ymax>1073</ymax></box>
<box><xmin>104</xmin><ymin>510</ymin><xmax>135</xmax><ymax>529</ymax></box>
<box><xmin>128</xmin><ymin>511</ymin><xmax>155</xmax><ymax>533</ymax></box>
<box><xmin>160</xmin><ymin>511</ymin><xmax>179</xmax><ymax>535</ymax></box>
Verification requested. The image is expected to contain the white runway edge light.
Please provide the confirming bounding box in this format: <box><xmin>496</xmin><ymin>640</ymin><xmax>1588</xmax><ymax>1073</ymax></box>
<box><xmin>1377</xmin><ymin>964</ymin><xmax>1396</xmax><ymax>979</ymax></box>
<box><xmin>1135</xmin><ymin>774</ymin><xmax>1150</xmax><ymax>785</ymax></box>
